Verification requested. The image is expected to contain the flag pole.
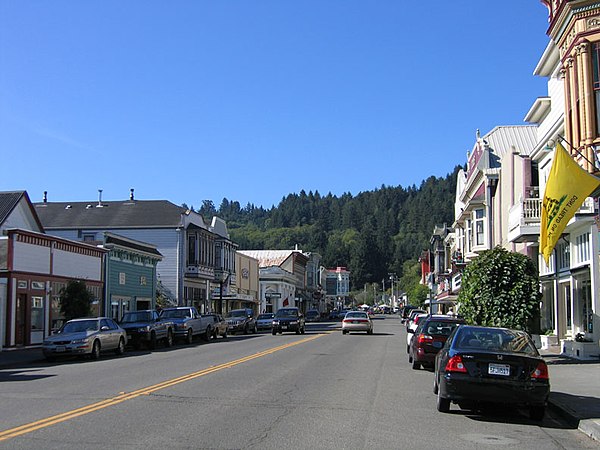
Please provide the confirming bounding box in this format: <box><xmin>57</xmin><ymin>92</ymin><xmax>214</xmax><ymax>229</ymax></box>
<box><xmin>557</xmin><ymin>135</ymin><xmax>600</xmax><ymax>171</ymax></box>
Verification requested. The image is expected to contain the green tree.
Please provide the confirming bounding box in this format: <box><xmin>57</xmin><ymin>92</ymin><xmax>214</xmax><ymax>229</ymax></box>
<box><xmin>60</xmin><ymin>280</ymin><xmax>93</xmax><ymax>320</ymax></box>
<box><xmin>458</xmin><ymin>247</ymin><xmax>541</xmax><ymax>332</ymax></box>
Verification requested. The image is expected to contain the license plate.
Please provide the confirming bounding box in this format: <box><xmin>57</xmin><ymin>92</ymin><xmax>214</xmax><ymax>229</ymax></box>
<box><xmin>55</xmin><ymin>346</ymin><xmax>66</xmax><ymax>353</ymax></box>
<box><xmin>488</xmin><ymin>363</ymin><xmax>510</xmax><ymax>376</ymax></box>
<box><xmin>282</xmin><ymin>325</ymin><xmax>288</xmax><ymax>330</ymax></box>
<box><xmin>353</xmin><ymin>321</ymin><xmax>359</xmax><ymax>324</ymax></box>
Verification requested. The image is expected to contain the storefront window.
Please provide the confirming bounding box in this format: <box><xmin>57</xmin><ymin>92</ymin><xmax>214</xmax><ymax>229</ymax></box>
<box><xmin>575</xmin><ymin>277</ymin><xmax>593</xmax><ymax>334</ymax></box>
<box><xmin>540</xmin><ymin>281</ymin><xmax>555</xmax><ymax>332</ymax></box>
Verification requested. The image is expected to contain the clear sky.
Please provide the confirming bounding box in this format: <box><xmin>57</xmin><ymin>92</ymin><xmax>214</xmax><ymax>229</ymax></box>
<box><xmin>0</xmin><ymin>1</ymin><xmax>551</xmax><ymax>209</ymax></box>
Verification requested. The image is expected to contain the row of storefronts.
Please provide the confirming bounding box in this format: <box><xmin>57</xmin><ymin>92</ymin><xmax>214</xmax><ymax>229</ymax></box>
<box><xmin>423</xmin><ymin>1</ymin><xmax>600</xmax><ymax>359</ymax></box>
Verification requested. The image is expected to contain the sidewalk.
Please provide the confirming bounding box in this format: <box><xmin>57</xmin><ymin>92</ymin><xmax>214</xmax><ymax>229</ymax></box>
<box><xmin>541</xmin><ymin>350</ymin><xmax>600</xmax><ymax>442</ymax></box>
<box><xmin>1</xmin><ymin>346</ymin><xmax>600</xmax><ymax>441</ymax></box>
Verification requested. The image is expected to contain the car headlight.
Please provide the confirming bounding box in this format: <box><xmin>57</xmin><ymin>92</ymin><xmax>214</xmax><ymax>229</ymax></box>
<box><xmin>71</xmin><ymin>338</ymin><xmax>90</xmax><ymax>344</ymax></box>
<box><xmin>176</xmin><ymin>323</ymin><xmax>188</xmax><ymax>329</ymax></box>
<box><xmin>272</xmin><ymin>320</ymin><xmax>279</xmax><ymax>325</ymax></box>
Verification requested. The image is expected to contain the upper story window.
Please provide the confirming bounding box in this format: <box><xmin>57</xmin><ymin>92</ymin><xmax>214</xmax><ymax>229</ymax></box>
<box><xmin>575</xmin><ymin>232</ymin><xmax>591</xmax><ymax>265</ymax></box>
<box><xmin>592</xmin><ymin>42</ymin><xmax>600</xmax><ymax>134</ymax></box>
<box><xmin>466</xmin><ymin>219</ymin><xmax>472</xmax><ymax>253</ymax></box>
<box><xmin>474</xmin><ymin>209</ymin><xmax>485</xmax><ymax>246</ymax></box>
<box><xmin>187</xmin><ymin>234</ymin><xmax>197</xmax><ymax>265</ymax></box>
<box><xmin>556</xmin><ymin>240</ymin><xmax>570</xmax><ymax>272</ymax></box>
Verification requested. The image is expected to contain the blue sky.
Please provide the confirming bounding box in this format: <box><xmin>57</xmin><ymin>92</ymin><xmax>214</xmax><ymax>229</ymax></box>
<box><xmin>0</xmin><ymin>1</ymin><xmax>551</xmax><ymax>209</ymax></box>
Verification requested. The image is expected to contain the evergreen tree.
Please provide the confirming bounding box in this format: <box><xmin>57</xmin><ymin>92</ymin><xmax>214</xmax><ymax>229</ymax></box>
<box><xmin>60</xmin><ymin>280</ymin><xmax>93</xmax><ymax>320</ymax></box>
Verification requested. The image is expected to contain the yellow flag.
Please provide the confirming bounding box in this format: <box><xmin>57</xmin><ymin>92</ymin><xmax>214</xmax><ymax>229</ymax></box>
<box><xmin>540</xmin><ymin>142</ymin><xmax>600</xmax><ymax>265</ymax></box>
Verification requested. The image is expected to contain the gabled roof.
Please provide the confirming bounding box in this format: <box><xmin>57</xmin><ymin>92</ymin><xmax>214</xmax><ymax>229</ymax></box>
<box><xmin>0</xmin><ymin>191</ymin><xmax>44</xmax><ymax>231</ymax></box>
<box><xmin>238</xmin><ymin>250</ymin><xmax>301</xmax><ymax>268</ymax></box>
<box><xmin>34</xmin><ymin>200</ymin><xmax>187</xmax><ymax>229</ymax></box>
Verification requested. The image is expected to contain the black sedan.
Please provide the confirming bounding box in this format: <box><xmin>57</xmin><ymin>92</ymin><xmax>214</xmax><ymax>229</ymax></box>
<box><xmin>272</xmin><ymin>307</ymin><xmax>305</xmax><ymax>335</ymax></box>
<box><xmin>434</xmin><ymin>325</ymin><xmax>549</xmax><ymax>420</ymax></box>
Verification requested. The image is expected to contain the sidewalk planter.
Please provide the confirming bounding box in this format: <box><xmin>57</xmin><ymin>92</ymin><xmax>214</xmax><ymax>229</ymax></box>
<box><xmin>541</xmin><ymin>334</ymin><xmax>559</xmax><ymax>350</ymax></box>
<box><xmin>561</xmin><ymin>339</ymin><xmax>600</xmax><ymax>360</ymax></box>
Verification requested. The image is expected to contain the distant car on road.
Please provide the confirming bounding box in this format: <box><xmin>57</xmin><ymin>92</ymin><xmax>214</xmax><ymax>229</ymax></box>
<box><xmin>304</xmin><ymin>309</ymin><xmax>320</xmax><ymax>322</ymax></box>
<box><xmin>434</xmin><ymin>325</ymin><xmax>549</xmax><ymax>420</ymax></box>
<box><xmin>227</xmin><ymin>308</ymin><xmax>257</xmax><ymax>334</ymax></box>
<box><xmin>408</xmin><ymin>315</ymin><xmax>465</xmax><ymax>369</ymax></box>
<box><xmin>341</xmin><ymin>311</ymin><xmax>373</xmax><ymax>335</ymax></box>
<box><xmin>43</xmin><ymin>317</ymin><xmax>127</xmax><ymax>361</ymax></box>
<box><xmin>119</xmin><ymin>310</ymin><xmax>174</xmax><ymax>349</ymax></box>
<box><xmin>205</xmin><ymin>313</ymin><xmax>228</xmax><ymax>339</ymax></box>
<box><xmin>272</xmin><ymin>307</ymin><xmax>305</xmax><ymax>334</ymax></box>
<box><xmin>256</xmin><ymin>313</ymin><xmax>275</xmax><ymax>332</ymax></box>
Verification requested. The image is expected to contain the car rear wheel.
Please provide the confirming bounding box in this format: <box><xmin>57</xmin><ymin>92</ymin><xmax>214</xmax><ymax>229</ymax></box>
<box><xmin>165</xmin><ymin>330</ymin><xmax>174</xmax><ymax>347</ymax></box>
<box><xmin>90</xmin><ymin>340</ymin><xmax>101</xmax><ymax>360</ymax></box>
<box><xmin>185</xmin><ymin>329</ymin><xmax>193</xmax><ymax>345</ymax></box>
<box><xmin>529</xmin><ymin>405</ymin><xmax>545</xmax><ymax>421</ymax></box>
<box><xmin>437</xmin><ymin>390</ymin><xmax>450</xmax><ymax>413</ymax></box>
<box><xmin>115</xmin><ymin>337</ymin><xmax>125</xmax><ymax>355</ymax></box>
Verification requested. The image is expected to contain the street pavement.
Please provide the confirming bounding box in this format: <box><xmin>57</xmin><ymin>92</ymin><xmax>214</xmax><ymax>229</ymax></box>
<box><xmin>1</xmin><ymin>321</ymin><xmax>599</xmax><ymax>443</ymax></box>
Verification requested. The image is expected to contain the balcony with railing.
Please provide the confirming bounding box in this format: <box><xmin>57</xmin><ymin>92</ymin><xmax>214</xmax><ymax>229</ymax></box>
<box><xmin>508</xmin><ymin>197</ymin><xmax>595</xmax><ymax>244</ymax></box>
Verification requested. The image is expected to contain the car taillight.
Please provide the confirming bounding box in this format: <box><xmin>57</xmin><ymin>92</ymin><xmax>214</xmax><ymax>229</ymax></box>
<box><xmin>531</xmin><ymin>362</ymin><xmax>549</xmax><ymax>380</ymax></box>
<box><xmin>417</xmin><ymin>334</ymin><xmax>433</xmax><ymax>344</ymax></box>
<box><xmin>445</xmin><ymin>355</ymin><xmax>467</xmax><ymax>373</ymax></box>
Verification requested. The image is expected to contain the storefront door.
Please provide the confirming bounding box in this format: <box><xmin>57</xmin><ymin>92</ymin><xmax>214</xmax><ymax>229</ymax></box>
<box><xmin>15</xmin><ymin>294</ymin><xmax>27</xmax><ymax>346</ymax></box>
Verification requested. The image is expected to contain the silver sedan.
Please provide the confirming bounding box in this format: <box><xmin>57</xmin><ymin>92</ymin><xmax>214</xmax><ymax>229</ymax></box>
<box><xmin>43</xmin><ymin>317</ymin><xmax>127</xmax><ymax>361</ymax></box>
<box><xmin>341</xmin><ymin>311</ymin><xmax>373</xmax><ymax>335</ymax></box>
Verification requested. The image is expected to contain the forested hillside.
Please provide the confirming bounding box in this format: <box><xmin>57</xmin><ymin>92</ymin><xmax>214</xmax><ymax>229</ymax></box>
<box><xmin>193</xmin><ymin>165</ymin><xmax>462</xmax><ymax>289</ymax></box>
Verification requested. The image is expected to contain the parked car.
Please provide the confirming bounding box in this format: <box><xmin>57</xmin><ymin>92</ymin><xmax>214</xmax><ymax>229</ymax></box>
<box><xmin>405</xmin><ymin>309</ymin><xmax>426</xmax><ymax>328</ymax></box>
<box><xmin>256</xmin><ymin>313</ymin><xmax>275</xmax><ymax>331</ymax></box>
<box><xmin>226</xmin><ymin>308</ymin><xmax>257</xmax><ymax>334</ymax></box>
<box><xmin>400</xmin><ymin>305</ymin><xmax>419</xmax><ymax>323</ymax></box>
<box><xmin>119</xmin><ymin>310</ymin><xmax>174</xmax><ymax>349</ymax></box>
<box><xmin>406</xmin><ymin>313</ymin><xmax>429</xmax><ymax>352</ymax></box>
<box><xmin>43</xmin><ymin>317</ymin><xmax>127</xmax><ymax>361</ymax></box>
<box><xmin>159</xmin><ymin>307</ymin><xmax>214</xmax><ymax>343</ymax></box>
<box><xmin>272</xmin><ymin>307</ymin><xmax>305</xmax><ymax>334</ymax></box>
<box><xmin>328</xmin><ymin>310</ymin><xmax>340</xmax><ymax>320</ymax></box>
<box><xmin>205</xmin><ymin>313</ymin><xmax>228</xmax><ymax>339</ymax></box>
<box><xmin>434</xmin><ymin>325</ymin><xmax>550</xmax><ymax>420</ymax></box>
<box><xmin>408</xmin><ymin>315</ymin><xmax>465</xmax><ymax>369</ymax></box>
<box><xmin>305</xmin><ymin>309</ymin><xmax>320</xmax><ymax>322</ymax></box>
<box><xmin>341</xmin><ymin>311</ymin><xmax>373</xmax><ymax>335</ymax></box>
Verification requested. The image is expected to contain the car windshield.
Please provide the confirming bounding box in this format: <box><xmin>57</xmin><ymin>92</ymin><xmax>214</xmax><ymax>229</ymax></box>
<box><xmin>257</xmin><ymin>314</ymin><xmax>274</xmax><ymax>320</ymax></box>
<box><xmin>60</xmin><ymin>320</ymin><xmax>99</xmax><ymax>333</ymax></box>
<box><xmin>455</xmin><ymin>328</ymin><xmax>538</xmax><ymax>355</ymax></box>
<box><xmin>275</xmin><ymin>309</ymin><xmax>298</xmax><ymax>318</ymax></box>
<box><xmin>229</xmin><ymin>310</ymin><xmax>248</xmax><ymax>318</ymax></box>
<box><xmin>423</xmin><ymin>321</ymin><xmax>462</xmax><ymax>336</ymax></box>
<box><xmin>121</xmin><ymin>311</ymin><xmax>152</xmax><ymax>323</ymax></box>
<box><xmin>346</xmin><ymin>312</ymin><xmax>367</xmax><ymax>319</ymax></box>
<box><xmin>160</xmin><ymin>309</ymin><xmax>191</xmax><ymax>319</ymax></box>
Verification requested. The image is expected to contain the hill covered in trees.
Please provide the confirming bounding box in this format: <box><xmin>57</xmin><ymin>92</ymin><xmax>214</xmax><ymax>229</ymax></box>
<box><xmin>192</xmin><ymin>165</ymin><xmax>462</xmax><ymax>291</ymax></box>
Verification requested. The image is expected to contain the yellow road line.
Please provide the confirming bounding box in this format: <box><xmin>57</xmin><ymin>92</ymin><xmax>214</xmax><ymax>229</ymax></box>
<box><xmin>0</xmin><ymin>333</ymin><xmax>328</xmax><ymax>442</ymax></box>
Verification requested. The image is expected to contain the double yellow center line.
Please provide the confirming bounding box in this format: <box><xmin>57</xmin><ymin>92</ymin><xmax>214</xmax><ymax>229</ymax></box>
<box><xmin>0</xmin><ymin>333</ymin><xmax>327</xmax><ymax>442</ymax></box>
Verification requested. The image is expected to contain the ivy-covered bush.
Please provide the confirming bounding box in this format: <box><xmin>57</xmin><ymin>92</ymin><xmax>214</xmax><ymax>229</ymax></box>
<box><xmin>458</xmin><ymin>247</ymin><xmax>541</xmax><ymax>333</ymax></box>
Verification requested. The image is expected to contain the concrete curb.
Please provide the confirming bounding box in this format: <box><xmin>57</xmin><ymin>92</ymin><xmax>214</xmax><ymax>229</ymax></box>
<box><xmin>547</xmin><ymin>395</ymin><xmax>600</xmax><ymax>442</ymax></box>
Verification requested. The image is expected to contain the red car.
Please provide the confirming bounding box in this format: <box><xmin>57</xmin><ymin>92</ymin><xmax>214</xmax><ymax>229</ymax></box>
<box><xmin>408</xmin><ymin>315</ymin><xmax>465</xmax><ymax>369</ymax></box>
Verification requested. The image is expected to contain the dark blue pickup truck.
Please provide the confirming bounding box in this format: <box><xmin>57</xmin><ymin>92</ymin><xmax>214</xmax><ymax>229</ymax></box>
<box><xmin>119</xmin><ymin>310</ymin><xmax>174</xmax><ymax>349</ymax></box>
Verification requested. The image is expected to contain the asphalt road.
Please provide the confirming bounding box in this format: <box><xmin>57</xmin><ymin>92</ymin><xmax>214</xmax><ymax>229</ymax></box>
<box><xmin>0</xmin><ymin>316</ymin><xmax>596</xmax><ymax>449</ymax></box>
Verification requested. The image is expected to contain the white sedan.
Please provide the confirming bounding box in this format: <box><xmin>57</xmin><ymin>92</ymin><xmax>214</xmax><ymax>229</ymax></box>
<box><xmin>342</xmin><ymin>311</ymin><xmax>373</xmax><ymax>335</ymax></box>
